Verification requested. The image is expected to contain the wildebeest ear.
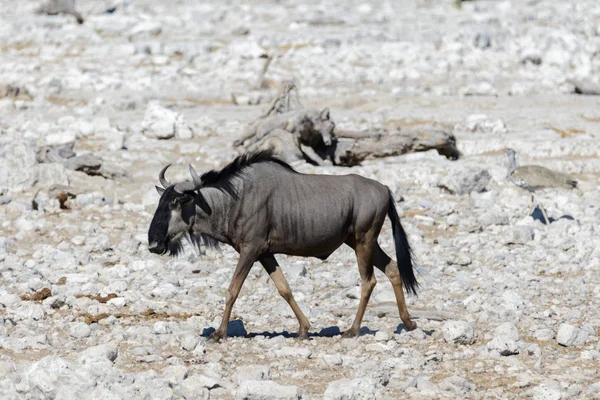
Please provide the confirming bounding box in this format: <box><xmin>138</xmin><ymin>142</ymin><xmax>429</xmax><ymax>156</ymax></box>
<box><xmin>320</xmin><ymin>107</ymin><xmax>330</xmax><ymax>120</ymax></box>
<box><xmin>155</xmin><ymin>186</ymin><xmax>166</xmax><ymax>196</ymax></box>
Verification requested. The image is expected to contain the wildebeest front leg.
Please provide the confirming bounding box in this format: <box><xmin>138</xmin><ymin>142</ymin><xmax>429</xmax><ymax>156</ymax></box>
<box><xmin>342</xmin><ymin>241</ymin><xmax>377</xmax><ymax>338</ymax></box>
<box><xmin>259</xmin><ymin>254</ymin><xmax>311</xmax><ymax>339</ymax></box>
<box><xmin>209</xmin><ymin>252</ymin><xmax>256</xmax><ymax>342</ymax></box>
<box><xmin>372</xmin><ymin>244</ymin><xmax>417</xmax><ymax>331</ymax></box>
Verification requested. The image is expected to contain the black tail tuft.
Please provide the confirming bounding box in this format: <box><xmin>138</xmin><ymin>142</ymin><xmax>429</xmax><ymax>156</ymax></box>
<box><xmin>387</xmin><ymin>190</ymin><xmax>418</xmax><ymax>295</ymax></box>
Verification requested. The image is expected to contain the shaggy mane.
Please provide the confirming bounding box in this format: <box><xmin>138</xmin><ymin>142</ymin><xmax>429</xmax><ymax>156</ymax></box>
<box><xmin>200</xmin><ymin>150</ymin><xmax>295</xmax><ymax>196</ymax></box>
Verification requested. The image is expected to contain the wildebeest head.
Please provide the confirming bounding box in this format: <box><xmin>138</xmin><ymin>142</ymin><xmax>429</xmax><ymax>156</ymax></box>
<box><xmin>148</xmin><ymin>164</ymin><xmax>202</xmax><ymax>256</ymax></box>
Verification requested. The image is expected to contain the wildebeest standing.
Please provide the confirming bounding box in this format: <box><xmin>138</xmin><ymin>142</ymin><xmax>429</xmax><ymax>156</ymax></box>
<box><xmin>148</xmin><ymin>151</ymin><xmax>418</xmax><ymax>341</ymax></box>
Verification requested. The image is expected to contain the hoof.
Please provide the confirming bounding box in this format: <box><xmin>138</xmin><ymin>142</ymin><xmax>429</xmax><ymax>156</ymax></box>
<box><xmin>405</xmin><ymin>320</ymin><xmax>417</xmax><ymax>331</ymax></box>
<box><xmin>341</xmin><ymin>328</ymin><xmax>359</xmax><ymax>339</ymax></box>
<box><xmin>297</xmin><ymin>331</ymin><xmax>310</xmax><ymax>340</ymax></box>
<box><xmin>208</xmin><ymin>331</ymin><xmax>225</xmax><ymax>343</ymax></box>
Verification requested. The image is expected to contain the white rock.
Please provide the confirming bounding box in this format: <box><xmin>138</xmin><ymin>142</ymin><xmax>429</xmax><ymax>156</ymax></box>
<box><xmin>0</xmin><ymin>293</ymin><xmax>20</xmax><ymax>307</ymax></box>
<box><xmin>274</xmin><ymin>346</ymin><xmax>312</xmax><ymax>359</ymax></box>
<box><xmin>141</xmin><ymin>101</ymin><xmax>192</xmax><ymax>140</ymax></box>
<box><xmin>151</xmin><ymin>282</ymin><xmax>179</xmax><ymax>299</ymax></box>
<box><xmin>323</xmin><ymin>378</ymin><xmax>379</xmax><ymax>400</ymax></box>
<box><xmin>106</xmin><ymin>297</ymin><xmax>126</xmax><ymax>307</ymax></box>
<box><xmin>442</xmin><ymin>321</ymin><xmax>475</xmax><ymax>345</ymax></box>
<box><xmin>471</xmin><ymin>191</ymin><xmax>496</xmax><ymax>208</ymax></box>
<box><xmin>375</xmin><ymin>330</ymin><xmax>391</xmax><ymax>342</ymax></box>
<box><xmin>502</xmin><ymin>291</ymin><xmax>526</xmax><ymax>310</ymax></box>
<box><xmin>173</xmin><ymin>375</ymin><xmax>210</xmax><ymax>400</ymax></box>
<box><xmin>188</xmin><ymin>374</ymin><xmax>220</xmax><ymax>390</ymax></box>
<box><xmin>533</xmin><ymin>328</ymin><xmax>554</xmax><ymax>341</ymax></box>
<box><xmin>45</xmin><ymin>131</ymin><xmax>76</xmax><ymax>146</ymax></box>
<box><xmin>86</xmin><ymin>234</ymin><xmax>111</xmax><ymax>252</ymax></box>
<box><xmin>69</xmin><ymin>322</ymin><xmax>91</xmax><ymax>339</ymax></box>
<box><xmin>0</xmin><ymin>359</ymin><xmax>16</xmax><ymax>378</ymax></box>
<box><xmin>1</xmin><ymin>140</ymin><xmax>69</xmax><ymax>190</ymax></box>
<box><xmin>581</xmin><ymin>324</ymin><xmax>595</xmax><ymax>336</ymax></box>
<box><xmin>322</xmin><ymin>354</ymin><xmax>343</xmax><ymax>366</ymax></box>
<box><xmin>154</xmin><ymin>321</ymin><xmax>172</xmax><ymax>335</ymax></box>
<box><xmin>589</xmin><ymin>382</ymin><xmax>600</xmax><ymax>396</ymax></box>
<box><xmin>506</xmin><ymin>226</ymin><xmax>534</xmax><ymax>245</ymax></box>
<box><xmin>78</xmin><ymin>343</ymin><xmax>118</xmax><ymax>366</ymax></box>
<box><xmin>71</xmin><ymin>235</ymin><xmax>85</xmax><ymax>246</ymax></box>
<box><xmin>439</xmin><ymin>376</ymin><xmax>475</xmax><ymax>393</ymax></box>
<box><xmin>235</xmin><ymin>365</ymin><xmax>271</xmax><ymax>385</ymax></box>
<box><xmin>27</xmin><ymin>356</ymin><xmax>69</xmax><ymax>396</ymax></box>
<box><xmin>162</xmin><ymin>365</ymin><xmax>189</xmax><ymax>386</ymax></box>
<box><xmin>236</xmin><ymin>380</ymin><xmax>303</xmax><ymax>400</ymax></box>
<box><xmin>530</xmin><ymin>383</ymin><xmax>562</xmax><ymax>400</ymax></box>
<box><xmin>494</xmin><ymin>322</ymin><xmax>520</xmax><ymax>342</ymax></box>
<box><xmin>464</xmin><ymin>114</ymin><xmax>507</xmax><ymax>134</ymax></box>
<box><xmin>487</xmin><ymin>336</ymin><xmax>519</xmax><ymax>356</ymax></box>
<box><xmin>567</xmin><ymin>384</ymin><xmax>583</xmax><ymax>397</ymax></box>
<box><xmin>344</xmin><ymin>286</ymin><xmax>360</xmax><ymax>299</ymax></box>
<box><xmin>437</xmin><ymin>167</ymin><xmax>491</xmax><ymax>195</ymax></box>
<box><xmin>73</xmin><ymin>120</ymin><xmax>95</xmax><ymax>137</ymax></box>
<box><xmin>13</xmin><ymin>303</ymin><xmax>45</xmax><ymax>322</ymax></box>
<box><xmin>179</xmin><ymin>333</ymin><xmax>200</xmax><ymax>351</ymax></box>
<box><xmin>26</xmin><ymin>355</ymin><xmax>93</xmax><ymax>398</ymax></box>
<box><xmin>287</xmin><ymin>264</ymin><xmax>308</xmax><ymax>279</ymax></box>
<box><xmin>580</xmin><ymin>350</ymin><xmax>600</xmax><ymax>360</ymax></box>
<box><xmin>447</xmin><ymin>214</ymin><xmax>460</xmax><ymax>226</ymax></box>
<box><xmin>557</xmin><ymin>324</ymin><xmax>589</xmax><ymax>347</ymax></box>
<box><xmin>0</xmin><ymin>379</ymin><xmax>17</xmax><ymax>399</ymax></box>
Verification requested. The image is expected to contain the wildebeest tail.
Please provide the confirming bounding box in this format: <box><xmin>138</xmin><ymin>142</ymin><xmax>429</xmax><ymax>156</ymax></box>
<box><xmin>387</xmin><ymin>190</ymin><xmax>418</xmax><ymax>295</ymax></box>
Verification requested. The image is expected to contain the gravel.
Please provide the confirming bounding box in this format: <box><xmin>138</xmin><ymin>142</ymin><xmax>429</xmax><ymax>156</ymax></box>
<box><xmin>1</xmin><ymin>0</ymin><xmax>599</xmax><ymax>398</ymax></box>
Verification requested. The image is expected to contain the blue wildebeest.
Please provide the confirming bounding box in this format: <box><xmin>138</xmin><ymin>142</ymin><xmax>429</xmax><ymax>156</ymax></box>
<box><xmin>148</xmin><ymin>151</ymin><xmax>418</xmax><ymax>341</ymax></box>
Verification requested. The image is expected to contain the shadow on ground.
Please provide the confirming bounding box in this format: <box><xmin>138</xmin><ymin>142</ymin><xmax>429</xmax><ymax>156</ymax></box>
<box><xmin>201</xmin><ymin>320</ymin><xmax>429</xmax><ymax>339</ymax></box>
<box><xmin>531</xmin><ymin>206</ymin><xmax>574</xmax><ymax>224</ymax></box>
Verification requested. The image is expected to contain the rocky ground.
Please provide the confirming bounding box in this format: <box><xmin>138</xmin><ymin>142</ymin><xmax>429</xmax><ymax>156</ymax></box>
<box><xmin>1</xmin><ymin>0</ymin><xmax>600</xmax><ymax>399</ymax></box>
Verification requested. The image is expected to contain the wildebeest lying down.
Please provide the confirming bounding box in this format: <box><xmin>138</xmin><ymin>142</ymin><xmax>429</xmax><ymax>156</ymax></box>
<box><xmin>148</xmin><ymin>150</ymin><xmax>418</xmax><ymax>341</ymax></box>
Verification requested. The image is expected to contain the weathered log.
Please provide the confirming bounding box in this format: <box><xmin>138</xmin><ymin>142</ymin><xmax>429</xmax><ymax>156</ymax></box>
<box><xmin>333</xmin><ymin>128</ymin><xmax>459</xmax><ymax>166</ymax></box>
<box><xmin>260</xmin><ymin>80</ymin><xmax>303</xmax><ymax>117</ymax></box>
<box><xmin>335</xmin><ymin>129</ymin><xmax>384</xmax><ymax>140</ymax></box>
<box><xmin>245</xmin><ymin>128</ymin><xmax>305</xmax><ymax>164</ymax></box>
<box><xmin>235</xmin><ymin>81</ymin><xmax>459</xmax><ymax>167</ymax></box>
<box><xmin>235</xmin><ymin>81</ymin><xmax>335</xmax><ymax>167</ymax></box>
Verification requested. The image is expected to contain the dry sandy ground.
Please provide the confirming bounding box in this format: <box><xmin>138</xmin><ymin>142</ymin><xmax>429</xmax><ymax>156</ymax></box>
<box><xmin>1</xmin><ymin>1</ymin><xmax>600</xmax><ymax>399</ymax></box>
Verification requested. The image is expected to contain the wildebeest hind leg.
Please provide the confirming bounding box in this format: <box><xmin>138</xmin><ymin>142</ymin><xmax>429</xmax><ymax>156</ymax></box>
<box><xmin>260</xmin><ymin>254</ymin><xmax>311</xmax><ymax>339</ymax></box>
<box><xmin>342</xmin><ymin>241</ymin><xmax>376</xmax><ymax>338</ymax></box>
<box><xmin>209</xmin><ymin>251</ymin><xmax>256</xmax><ymax>342</ymax></box>
<box><xmin>372</xmin><ymin>244</ymin><xmax>417</xmax><ymax>331</ymax></box>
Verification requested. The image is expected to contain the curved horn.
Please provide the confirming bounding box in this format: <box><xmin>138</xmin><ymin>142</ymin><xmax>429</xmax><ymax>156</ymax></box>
<box><xmin>189</xmin><ymin>164</ymin><xmax>202</xmax><ymax>186</ymax></box>
<box><xmin>173</xmin><ymin>181</ymin><xmax>198</xmax><ymax>194</ymax></box>
<box><xmin>158</xmin><ymin>164</ymin><xmax>172</xmax><ymax>188</ymax></box>
<box><xmin>173</xmin><ymin>164</ymin><xmax>203</xmax><ymax>194</ymax></box>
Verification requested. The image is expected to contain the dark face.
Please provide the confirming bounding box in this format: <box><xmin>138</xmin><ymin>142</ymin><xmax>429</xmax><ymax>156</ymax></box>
<box><xmin>148</xmin><ymin>187</ymin><xmax>195</xmax><ymax>256</ymax></box>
